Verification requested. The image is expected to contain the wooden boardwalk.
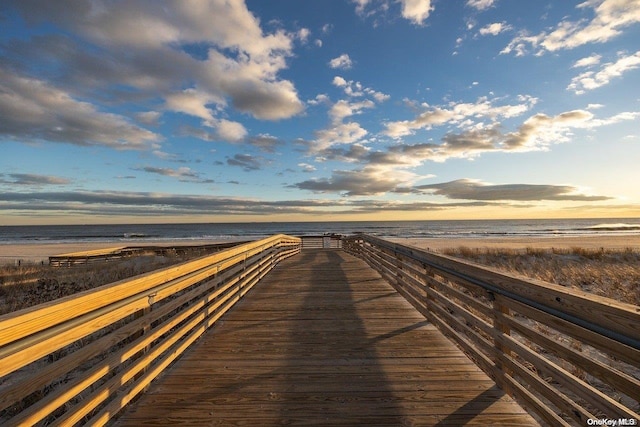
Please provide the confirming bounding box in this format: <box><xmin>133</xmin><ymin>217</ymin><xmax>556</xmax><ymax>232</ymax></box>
<box><xmin>115</xmin><ymin>249</ymin><xmax>537</xmax><ymax>426</ymax></box>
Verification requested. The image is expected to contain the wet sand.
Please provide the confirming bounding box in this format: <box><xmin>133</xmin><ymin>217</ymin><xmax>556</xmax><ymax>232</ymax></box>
<box><xmin>1</xmin><ymin>235</ymin><xmax>639</xmax><ymax>265</ymax></box>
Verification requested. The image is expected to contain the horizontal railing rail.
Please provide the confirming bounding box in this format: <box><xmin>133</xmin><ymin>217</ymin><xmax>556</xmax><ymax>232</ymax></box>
<box><xmin>0</xmin><ymin>234</ymin><xmax>301</xmax><ymax>426</ymax></box>
<box><xmin>48</xmin><ymin>241</ymin><xmax>250</xmax><ymax>267</ymax></box>
<box><xmin>343</xmin><ymin>234</ymin><xmax>640</xmax><ymax>427</ymax></box>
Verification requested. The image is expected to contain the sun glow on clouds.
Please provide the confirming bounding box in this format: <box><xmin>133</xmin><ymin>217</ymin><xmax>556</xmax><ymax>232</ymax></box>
<box><xmin>1</xmin><ymin>0</ymin><xmax>639</xmax><ymax>223</ymax></box>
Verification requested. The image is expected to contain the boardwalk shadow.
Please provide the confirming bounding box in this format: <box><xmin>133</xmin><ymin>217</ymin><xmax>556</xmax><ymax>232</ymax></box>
<box><xmin>277</xmin><ymin>249</ymin><xmax>406</xmax><ymax>423</ymax></box>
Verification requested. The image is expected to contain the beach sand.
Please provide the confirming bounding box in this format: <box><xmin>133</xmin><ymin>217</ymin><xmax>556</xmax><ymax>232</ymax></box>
<box><xmin>2</xmin><ymin>234</ymin><xmax>640</xmax><ymax>265</ymax></box>
<box><xmin>389</xmin><ymin>234</ymin><xmax>640</xmax><ymax>252</ymax></box>
<box><xmin>0</xmin><ymin>239</ymin><xmax>238</xmax><ymax>265</ymax></box>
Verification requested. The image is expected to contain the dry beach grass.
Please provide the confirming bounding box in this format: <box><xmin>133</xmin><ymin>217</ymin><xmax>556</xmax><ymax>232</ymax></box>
<box><xmin>441</xmin><ymin>246</ymin><xmax>640</xmax><ymax>305</ymax></box>
<box><xmin>0</xmin><ymin>252</ymin><xmax>201</xmax><ymax>316</ymax></box>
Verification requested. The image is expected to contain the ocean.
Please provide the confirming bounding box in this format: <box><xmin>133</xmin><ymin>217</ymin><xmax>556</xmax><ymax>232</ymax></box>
<box><xmin>1</xmin><ymin>218</ymin><xmax>639</xmax><ymax>245</ymax></box>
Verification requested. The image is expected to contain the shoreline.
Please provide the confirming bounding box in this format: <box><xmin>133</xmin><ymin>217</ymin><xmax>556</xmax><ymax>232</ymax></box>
<box><xmin>1</xmin><ymin>234</ymin><xmax>640</xmax><ymax>265</ymax></box>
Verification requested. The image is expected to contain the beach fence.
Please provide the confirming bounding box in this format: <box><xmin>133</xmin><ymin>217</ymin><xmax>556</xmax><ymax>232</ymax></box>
<box><xmin>343</xmin><ymin>234</ymin><xmax>640</xmax><ymax>426</ymax></box>
<box><xmin>0</xmin><ymin>233</ymin><xmax>638</xmax><ymax>426</ymax></box>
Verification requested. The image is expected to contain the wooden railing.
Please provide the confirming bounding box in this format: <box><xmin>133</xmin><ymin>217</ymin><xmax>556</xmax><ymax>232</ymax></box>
<box><xmin>48</xmin><ymin>241</ymin><xmax>250</xmax><ymax>267</ymax></box>
<box><xmin>0</xmin><ymin>234</ymin><xmax>301</xmax><ymax>426</ymax></box>
<box><xmin>343</xmin><ymin>234</ymin><xmax>640</xmax><ymax>427</ymax></box>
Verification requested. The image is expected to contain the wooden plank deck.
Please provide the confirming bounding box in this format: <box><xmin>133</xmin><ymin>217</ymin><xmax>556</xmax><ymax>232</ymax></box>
<box><xmin>115</xmin><ymin>249</ymin><xmax>538</xmax><ymax>426</ymax></box>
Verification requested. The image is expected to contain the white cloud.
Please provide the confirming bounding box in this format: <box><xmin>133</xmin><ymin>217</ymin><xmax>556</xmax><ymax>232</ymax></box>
<box><xmin>400</xmin><ymin>0</ymin><xmax>434</xmax><ymax>25</ymax></box>
<box><xmin>367</xmin><ymin>109</ymin><xmax>639</xmax><ymax>166</ymax></box>
<box><xmin>329</xmin><ymin>99</ymin><xmax>376</xmax><ymax>122</ymax></box>
<box><xmin>332</xmin><ymin>76</ymin><xmax>348</xmax><ymax>87</ymax></box>
<box><xmin>0</xmin><ymin>68</ymin><xmax>160</xmax><ymax>150</ymax></box>
<box><xmin>353</xmin><ymin>0</ymin><xmax>371</xmax><ymax>15</ymax></box>
<box><xmin>502</xmin><ymin>0</ymin><xmax>640</xmax><ymax>55</ymax></box>
<box><xmin>298</xmin><ymin>163</ymin><xmax>317</xmax><ymax>173</ymax></box>
<box><xmin>215</xmin><ymin>119</ymin><xmax>248</xmax><ymax>142</ymax></box>
<box><xmin>332</xmin><ymin>77</ymin><xmax>390</xmax><ymax>101</ymax></box>
<box><xmin>383</xmin><ymin>95</ymin><xmax>537</xmax><ymax>138</ymax></box>
<box><xmin>293</xmin><ymin>166</ymin><xmax>419</xmax><ymax>196</ymax></box>
<box><xmin>9</xmin><ymin>0</ymin><xmax>305</xmax><ymax>124</ymax></box>
<box><xmin>416</xmin><ymin>179</ymin><xmax>609</xmax><ymax>201</ymax></box>
<box><xmin>297</xmin><ymin>28</ymin><xmax>311</xmax><ymax>43</ymax></box>
<box><xmin>164</xmin><ymin>89</ymin><xmax>219</xmax><ymax>123</ymax></box>
<box><xmin>573</xmin><ymin>53</ymin><xmax>602</xmax><ymax>68</ymax></box>
<box><xmin>136</xmin><ymin>111</ymin><xmax>162</xmax><ymax>126</ymax></box>
<box><xmin>329</xmin><ymin>54</ymin><xmax>354</xmax><ymax>69</ymax></box>
<box><xmin>478</xmin><ymin>22</ymin><xmax>512</xmax><ymax>36</ymax></box>
<box><xmin>314</xmin><ymin>122</ymin><xmax>369</xmax><ymax>151</ymax></box>
<box><xmin>466</xmin><ymin>0</ymin><xmax>496</xmax><ymax>11</ymax></box>
<box><xmin>567</xmin><ymin>51</ymin><xmax>640</xmax><ymax>94</ymax></box>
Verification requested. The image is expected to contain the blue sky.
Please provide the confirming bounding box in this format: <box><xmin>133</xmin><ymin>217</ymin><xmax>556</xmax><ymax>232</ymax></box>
<box><xmin>1</xmin><ymin>0</ymin><xmax>639</xmax><ymax>224</ymax></box>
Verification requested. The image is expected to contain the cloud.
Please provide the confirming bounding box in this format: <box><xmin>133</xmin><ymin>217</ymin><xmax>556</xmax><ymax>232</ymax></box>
<box><xmin>298</xmin><ymin>163</ymin><xmax>317</xmax><ymax>173</ymax></box>
<box><xmin>0</xmin><ymin>189</ymin><xmax>505</xmax><ymax>217</ymax></box>
<box><xmin>329</xmin><ymin>54</ymin><xmax>353</xmax><ymax>69</ymax></box>
<box><xmin>292</xmin><ymin>166</ymin><xmax>419</xmax><ymax>196</ymax></box>
<box><xmin>0</xmin><ymin>190</ymin><xmax>338</xmax><ymax>216</ymax></box>
<box><xmin>415</xmin><ymin>179</ymin><xmax>611</xmax><ymax>201</ymax></box>
<box><xmin>573</xmin><ymin>53</ymin><xmax>602</xmax><ymax>68</ymax></box>
<box><xmin>308</xmin><ymin>78</ymin><xmax>389</xmax><ymax>152</ymax></box>
<box><xmin>383</xmin><ymin>95</ymin><xmax>537</xmax><ymax>138</ymax></box>
<box><xmin>135</xmin><ymin>111</ymin><xmax>162</xmax><ymax>126</ymax></box>
<box><xmin>314</xmin><ymin>122</ymin><xmax>369</xmax><ymax>151</ymax></box>
<box><xmin>399</xmin><ymin>0</ymin><xmax>434</xmax><ymax>25</ymax></box>
<box><xmin>466</xmin><ymin>0</ymin><xmax>496</xmax><ymax>11</ymax></box>
<box><xmin>353</xmin><ymin>0</ymin><xmax>371</xmax><ymax>15</ymax></box>
<box><xmin>567</xmin><ymin>51</ymin><xmax>640</xmax><ymax>94</ymax></box>
<box><xmin>352</xmin><ymin>0</ymin><xmax>434</xmax><ymax>25</ymax></box>
<box><xmin>246</xmin><ymin>134</ymin><xmax>285</xmax><ymax>153</ymax></box>
<box><xmin>478</xmin><ymin>22</ymin><xmax>512</xmax><ymax>36</ymax></box>
<box><xmin>296</xmin><ymin>28</ymin><xmax>311</xmax><ymax>44</ymax></box>
<box><xmin>6</xmin><ymin>0</ymin><xmax>305</xmax><ymax>133</ymax></box>
<box><xmin>329</xmin><ymin>109</ymin><xmax>639</xmax><ymax>168</ymax></box>
<box><xmin>164</xmin><ymin>89</ymin><xmax>220</xmax><ymax>123</ymax></box>
<box><xmin>226</xmin><ymin>153</ymin><xmax>265</xmax><ymax>171</ymax></box>
<box><xmin>215</xmin><ymin>119</ymin><xmax>248</xmax><ymax>142</ymax></box>
<box><xmin>0</xmin><ymin>173</ymin><xmax>71</xmax><ymax>186</ymax></box>
<box><xmin>329</xmin><ymin>99</ymin><xmax>376</xmax><ymax>122</ymax></box>
<box><xmin>137</xmin><ymin>166</ymin><xmax>213</xmax><ymax>183</ymax></box>
<box><xmin>332</xmin><ymin>77</ymin><xmax>389</xmax><ymax>101</ymax></box>
<box><xmin>0</xmin><ymin>68</ymin><xmax>160</xmax><ymax>149</ymax></box>
<box><xmin>502</xmin><ymin>0</ymin><xmax>640</xmax><ymax>55</ymax></box>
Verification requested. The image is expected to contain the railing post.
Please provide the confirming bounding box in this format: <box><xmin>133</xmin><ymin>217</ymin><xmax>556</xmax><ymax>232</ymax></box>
<box><xmin>132</xmin><ymin>293</ymin><xmax>155</xmax><ymax>392</ymax></box>
<box><xmin>395</xmin><ymin>249</ymin><xmax>404</xmax><ymax>290</ymax></box>
<box><xmin>422</xmin><ymin>263</ymin><xmax>434</xmax><ymax>318</ymax></box>
<box><xmin>492</xmin><ymin>293</ymin><xmax>513</xmax><ymax>377</ymax></box>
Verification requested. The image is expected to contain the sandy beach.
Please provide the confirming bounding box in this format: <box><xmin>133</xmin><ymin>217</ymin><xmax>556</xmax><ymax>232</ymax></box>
<box><xmin>2</xmin><ymin>234</ymin><xmax>640</xmax><ymax>265</ymax></box>
<box><xmin>389</xmin><ymin>234</ymin><xmax>640</xmax><ymax>252</ymax></box>
<box><xmin>0</xmin><ymin>239</ymin><xmax>238</xmax><ymax>265</ymax></box>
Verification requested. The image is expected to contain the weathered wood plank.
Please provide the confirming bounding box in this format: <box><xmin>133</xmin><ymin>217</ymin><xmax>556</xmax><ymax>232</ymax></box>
<box><xmin>115</xmin><ymin>249</ymin><xmax>537</xmax><ymax>426</ymax></box>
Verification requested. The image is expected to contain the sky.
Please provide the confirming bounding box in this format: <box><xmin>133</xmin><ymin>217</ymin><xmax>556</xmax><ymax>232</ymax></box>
<box><xmin>1</xmin><ymin>0</ymin><xmax>639</xmax><ymax>225</ymax></box>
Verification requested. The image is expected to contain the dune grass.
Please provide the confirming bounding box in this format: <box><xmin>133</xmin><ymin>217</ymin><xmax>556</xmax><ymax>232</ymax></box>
<box><xmin>441</xmin><ymin>246</ymin><xmax>640</xmax><ymax>305</ymax></box>
<box><xmin>0</xmin><ymin>254</ymin><xmax>196</xmax><ymax>316</ymax></box>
